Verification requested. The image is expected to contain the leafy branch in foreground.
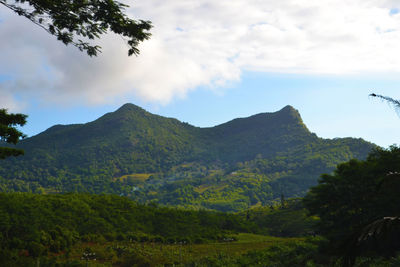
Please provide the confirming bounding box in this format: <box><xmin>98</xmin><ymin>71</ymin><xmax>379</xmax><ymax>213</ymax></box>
<box><xmin>0</xmin><ymin>0</ymin><xmax>152</xmax><ymax>56</ymax></box>
<box><xmin>0</xmin><ymin>109</ymin><xmax>27</xmax><ymax>159</ymax></box>
<box><xmin>370</xmin><ymin>93</ymin><xmax>400</xmax><ymax>117</ymax></box>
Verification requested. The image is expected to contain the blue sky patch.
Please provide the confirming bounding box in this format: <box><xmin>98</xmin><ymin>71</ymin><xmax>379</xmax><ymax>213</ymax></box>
<box><xmin>390</xmin><ymin>8</ymin><xmax>399</xmax><ymax>15</ymax></box>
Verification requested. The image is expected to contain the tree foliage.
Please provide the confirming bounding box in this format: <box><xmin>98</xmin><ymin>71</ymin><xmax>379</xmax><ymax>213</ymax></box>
<box><xmin>303</xmin><ymin>146</ymin><xmax>400</xmax><ymax>263</ymax></box>
<box><xmin>243</xmin><ymin>199</ymin><xmax>318</xmax><ymax>237</ymax></box>
<box><xmin>0</xmin><ymin>0</ymin><xmax>152</xmax><ymax>56</ymax></box>
<box><xmin>0</xmin><ymin>192</ymin><xmax>256</xmax><ymax>264</ymax></box>
<box><xmin>0</xmin><ymin>109</ymin><xmax>27</xmax><ymax>159</ymax></box>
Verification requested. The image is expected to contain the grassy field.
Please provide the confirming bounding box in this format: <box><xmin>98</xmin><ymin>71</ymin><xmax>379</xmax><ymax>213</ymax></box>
<box><xmin>53</xmin><ymin>234</ymin><xmax>303</xmax><ymax>266</ymax></box>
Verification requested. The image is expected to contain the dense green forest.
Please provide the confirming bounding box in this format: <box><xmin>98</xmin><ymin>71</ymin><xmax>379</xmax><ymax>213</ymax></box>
<box><xmin>0</xmin><ymin>104</ymin><xmax>375</xmax><ymax>211</ymax></box>
<box><xmin>0</xmin><ymin>193</ymin><xmax>315</xmax><ymax>266</ymax></box>
<box><xmin>3</xmin><ymin>158</ymin><xmax>400</xmax><ymax>267</ymax></box>
<box><xmin>0</xmin><ymin>170</ymin><xmax>400</xmax><ymax>267</ymax></box>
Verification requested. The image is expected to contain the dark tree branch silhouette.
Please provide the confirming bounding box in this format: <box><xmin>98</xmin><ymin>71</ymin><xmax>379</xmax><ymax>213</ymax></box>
<box><xmin>343</xmin><ymin>216</ymin><xmax>400</xmax><ymax>266</ymax></box>
<box><xmin>0</xmin><ymin>0</ymin><xmax>152</xmax><ymax>56</ymax></box>
<box><xmin>370</xmin><ymin>93</ymin><xmax>400</xmax><ymax>117</ymax></box>
<box><xmin>0</xmin><ymin>1</ymin><xmax>153</xmax><ymax>156</ymax></box>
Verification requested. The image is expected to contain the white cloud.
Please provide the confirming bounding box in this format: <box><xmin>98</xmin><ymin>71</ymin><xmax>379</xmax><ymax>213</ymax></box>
<box><xmin>0</xmin><ymin>92</ymin><xmax>24</xmax><ymax>112</ymax></box>
<box><xmin>1</xmin><ymin>0</ymin><xmax>400</xmax><ymax>107</ymax></box>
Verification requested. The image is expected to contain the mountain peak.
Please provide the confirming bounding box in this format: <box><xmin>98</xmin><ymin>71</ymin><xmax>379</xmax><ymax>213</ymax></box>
<box><xmin>235</xmin><ymin>105</ymin><xmax>304</xmax><ymax>128</ymax></box>
<box><xmin>280</xmin><ymin>105</ymin><xmax>296</xmax><ymax>111</ymax></box>
<box><xmin>276</xmin><ymin>105</ymin><xmax>303</xmax><ymax>122</ymax></box>
<box><xmin>115</xmin><ymin>103</ymin><xmax>145</xmax><ymax>113</ymax></box>
<box><xmin>95</xmin><ymin>103</ymin><xmax>148</xmax><ymax>124</ymax></box>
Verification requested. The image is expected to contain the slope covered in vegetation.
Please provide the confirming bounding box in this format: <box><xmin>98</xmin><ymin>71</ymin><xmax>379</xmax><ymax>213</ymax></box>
<box><xmin>0</xmin><ymin>104</ymin><xmax>375</xmax><ymax>211</ymax></box>
<box><xmin>0</xmin><ymin>193</ymin><xmax>314</xmax><ymax>266</ymax></box>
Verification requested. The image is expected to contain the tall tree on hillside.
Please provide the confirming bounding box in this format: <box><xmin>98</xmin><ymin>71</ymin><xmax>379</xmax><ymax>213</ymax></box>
<box><xmin>304</xmin><ymin>147</ymin><xmax>400</xmax><ymax>266</ymax></box>
<box><xmin>0</xmin><ymin>0</ymin><xmax>152</xmax><ymax>56</ymax></box>
<box><xmin>0</xmin><ymin>109</ymin><xmax>27</xmax><ymax>159</ymax></box>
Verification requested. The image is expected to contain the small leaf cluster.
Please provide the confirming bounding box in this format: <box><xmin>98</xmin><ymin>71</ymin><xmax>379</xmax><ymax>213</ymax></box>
<box><xmin>0</xmin><ymin>109</ymin><xmax>27</xmax><ymax>159</ymax></box>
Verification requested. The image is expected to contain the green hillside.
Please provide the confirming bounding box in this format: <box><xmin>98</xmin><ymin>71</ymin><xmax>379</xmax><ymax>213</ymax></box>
<box><xmin>0</xmin><ymin>104</ymin><xmax>376</xmax><ymax>211</ymax></box>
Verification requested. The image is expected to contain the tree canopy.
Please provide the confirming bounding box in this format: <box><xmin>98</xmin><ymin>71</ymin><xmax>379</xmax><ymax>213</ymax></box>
<box><xmin>0</xmin><ymin>109</ymin><xmax>27</xmax><ymax>159</ymax></box>
<box><xmin>303</xmin><ymin>146</ymin><xmax>400</xmax><ymax>264</ymax></box>
<box><xmin>0</xmin><ymin>0</ymin><xmax>152</xmax><ymax>56</ymax></box>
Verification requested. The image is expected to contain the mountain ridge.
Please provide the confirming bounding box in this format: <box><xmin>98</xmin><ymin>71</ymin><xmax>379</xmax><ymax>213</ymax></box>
<box><xmin>32</xmin><ymin>103</ymin><xmax>303</xmax><ymax>137</ymax></box>
<box><xmin>0</xmin><ymin>103</ymin><xmax>376</xmax><ymax>211</ymax></box>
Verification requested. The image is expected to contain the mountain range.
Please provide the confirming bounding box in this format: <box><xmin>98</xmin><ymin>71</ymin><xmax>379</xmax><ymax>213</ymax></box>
<box><xmin>0</xmin><ymin>104</ymin><xmax>375</xmax><ymax>211</ymax></box>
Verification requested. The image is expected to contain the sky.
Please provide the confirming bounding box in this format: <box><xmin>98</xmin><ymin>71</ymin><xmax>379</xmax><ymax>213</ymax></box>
<box><xmin>1</xmin><ymin>0</ymin><xmax>400</xmax><ymax>148</ymax></box>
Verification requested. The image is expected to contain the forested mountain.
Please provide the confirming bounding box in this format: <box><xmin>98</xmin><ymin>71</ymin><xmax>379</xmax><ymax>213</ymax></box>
<box><xmin>0</xmin><ymin>104</ymin><xmax>375</xmax><ymax>211</ymax></box>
